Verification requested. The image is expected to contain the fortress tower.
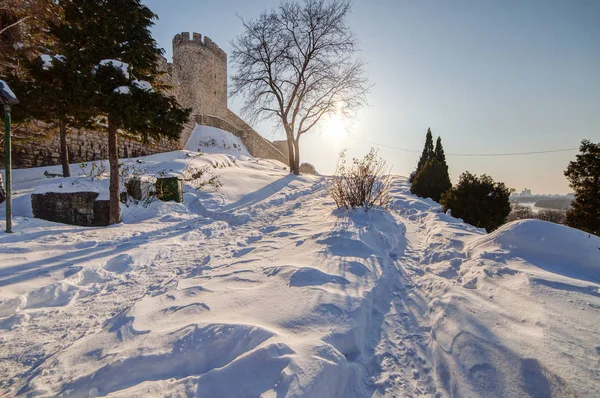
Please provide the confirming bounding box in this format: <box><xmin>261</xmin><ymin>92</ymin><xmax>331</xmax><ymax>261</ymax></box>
<box><xmin>171</xmin><ymin>32</ymin><xmax>228</xmax><ymax>118</ymax></box>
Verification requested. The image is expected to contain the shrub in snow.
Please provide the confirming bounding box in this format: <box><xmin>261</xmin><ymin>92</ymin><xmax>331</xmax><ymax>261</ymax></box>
<box><xmin>440</xmin><ymin>171</ymin><xmax>511</xmax><ymax>232</ymax></box>
<box><xmin>564</xmin><ymin>139</ymin><xmax>600</xmax><ymax>236</ymax></box>
<box><xmin>183</xmin><ymin>165</ymin><xmax>222</xmax><ymax>190</ymax></box>
<box><xmin>330</xmin><ymin>148</ymin><xmax>391</xmax><ymax>211</ymax></box>
<box><xmin>537</xmin><ymin>209</ymin><xmax>567</xmax><ymax>225</ymax></box>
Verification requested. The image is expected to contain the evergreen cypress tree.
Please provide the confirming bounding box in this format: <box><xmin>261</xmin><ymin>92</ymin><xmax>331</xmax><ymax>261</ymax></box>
<box><xmin>434</xmin><ymin>136</ymin><xmax>447</xmax><ymax>169</ymax></box>
<box><xmin>411</xmin><ymin>127</ymin><xmax>434</xmax><ymax>182</ymax></box>
<box><xmin>564</xmin><ymin>140</ymin><xmax>600</xmax><ymax>235</ymax></box>
<box><xmin>418</xmin><ymin>128</ymin><xmax>435</xmax><ymax>171</ymax></box>
<box><xmin>56</xmin><ymin>0</ymin><xmax>190</xmax><ymax>224</ymax></box>
<box><xmin>410</xmin><ymin>158</ymin><xmax>452</xmax><ymax>202</ymax></box>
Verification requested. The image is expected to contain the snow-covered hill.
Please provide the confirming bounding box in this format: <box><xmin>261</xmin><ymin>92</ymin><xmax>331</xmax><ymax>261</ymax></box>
<box><xmin>0</xmin><ymin>128</ymin><xmax>599</xmax><ymax>396</ymax></box>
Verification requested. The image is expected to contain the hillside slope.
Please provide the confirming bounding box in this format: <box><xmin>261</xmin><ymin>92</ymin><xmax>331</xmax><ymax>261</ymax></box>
<box><xmin>0</xmin><ymin>141</ymin><xmax>598</xmax><ymax>396</ymax></box>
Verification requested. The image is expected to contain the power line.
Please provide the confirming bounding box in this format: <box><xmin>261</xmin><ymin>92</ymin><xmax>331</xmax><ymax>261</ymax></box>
<box><xmin>345</xmin><ymin>132</ymin><xmax>578</xmax><ymax>157</ymax></box>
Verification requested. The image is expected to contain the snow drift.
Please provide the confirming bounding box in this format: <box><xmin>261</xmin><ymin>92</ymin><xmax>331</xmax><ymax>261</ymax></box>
<box><xmin>1</xmin><ymin>149</ymin><xmax>599</xmax><ymax>397</ymax></box>
<box><xmin>468</xmin><ymin>219</ymin><xmax>600</xmax><ymax>283</ymax></box>
<box><xmin>185</xmin><ymin>124</ymin><xmax>251</xmax><ymax>158</ymax></box>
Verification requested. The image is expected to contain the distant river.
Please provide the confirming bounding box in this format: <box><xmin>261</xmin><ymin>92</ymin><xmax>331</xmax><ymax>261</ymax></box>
<box><xmin>519</xmin><ymin>202</ymin><xmax>548</xmax><ymax>213</ymax></box>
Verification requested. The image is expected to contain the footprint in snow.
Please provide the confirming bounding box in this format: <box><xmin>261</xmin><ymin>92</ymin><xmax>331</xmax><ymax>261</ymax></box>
<box><xmin>233</xmin><ymin>247</ymin><xmax>255</xmax><ymax>258</ymax></box>
<box><xmin>289</xmin><ymin>267</ymin><xmax>350</xmax><ymax>287</ymax></box>
<box><xmin>246</xmin><ymin>236</ymin><xmax>262</xmax><ymax>244</ymax></box>
<box><xmin>104</xmin><ymin>254</ymin><xmax>134</xmax><ymax>273</ymax></box>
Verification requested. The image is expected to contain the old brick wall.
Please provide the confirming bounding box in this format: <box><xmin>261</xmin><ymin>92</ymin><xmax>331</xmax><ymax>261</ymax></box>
<box><xmin>272</xmin><ymin>140</ymin><xmax>290</xmax><ymax>162</ymax></box>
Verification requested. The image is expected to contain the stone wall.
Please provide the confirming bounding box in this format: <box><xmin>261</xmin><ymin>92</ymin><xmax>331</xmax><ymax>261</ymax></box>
<box><xmin>272</xmin><ymin>140</ymin><xmax>290</xmax><ymax>164</ymax></box>
<box><xmin>31</xmin><ymin>192</ymin><xmax>110</xmax><ymax>226</ymax></box>
<box><xmin>195</xmin><ymin>114</ymin><xmax>288</xmax><ymax>165</ymax></box>
<box><xmin>1</xmin><ymin>121</ymin><xmax>193</xmax><ymax>169</ymax></box>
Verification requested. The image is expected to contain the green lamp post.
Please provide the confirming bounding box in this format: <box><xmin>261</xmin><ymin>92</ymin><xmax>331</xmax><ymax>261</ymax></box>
<box><xmin>0</xmin><ymin>80</ymin><xmax>19</xmax><ymax>233</ymax></box>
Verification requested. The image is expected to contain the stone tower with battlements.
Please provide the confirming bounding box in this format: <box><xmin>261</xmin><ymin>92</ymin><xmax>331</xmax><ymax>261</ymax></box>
<box><xmin>171</xmin><ymin>32</ymin><xmax>228</xmax><ymax>118</ymax></box>
<box><xmin>165</xmin><ymin>32</ymin><xmax>288</xmax><ymax>164</ymax></box>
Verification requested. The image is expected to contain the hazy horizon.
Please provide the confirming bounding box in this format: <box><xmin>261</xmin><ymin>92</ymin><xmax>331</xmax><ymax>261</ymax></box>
<box><xmin>143</xmin><ymin>0</ymin><xmax>599</xmax><ymax>194</ymax></box>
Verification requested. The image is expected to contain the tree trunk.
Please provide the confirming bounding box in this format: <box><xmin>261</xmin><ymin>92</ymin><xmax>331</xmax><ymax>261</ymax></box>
<box><xmin>59</xmin><ymin>121</ymin><xmax>70</xmax><ymax>177</ymax></box>
<box><xmin>285</xmin><ymin>129</ymin><xmax>294</xmax><ymax>173</ymax></box>
<box><xmin>108</xmin><ymin>119</ymin><xmax>121</xmax><ymax>225</ymax></box>
<box><xmin>292</xmin><ymin>138</ymin><xmax>300</xmax><ymax>175</ymax></box>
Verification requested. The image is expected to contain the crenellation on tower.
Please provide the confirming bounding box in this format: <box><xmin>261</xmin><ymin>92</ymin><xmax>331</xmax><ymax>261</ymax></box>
<box><xmin>172</xmin><ymin>32</ymin><xmax>227</xmax><ymax>61</ymax></box>
<box><xmin>171</xmin><ymin>31</ymin><xmax>228</xmax><ymax>118</ymax></box>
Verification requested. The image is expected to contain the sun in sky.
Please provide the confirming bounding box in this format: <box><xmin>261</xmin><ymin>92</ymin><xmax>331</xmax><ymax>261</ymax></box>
<box><xmin>323</xmin><ymin>105</ymin><xmax>347</xmax><ymax>143</ymax></box>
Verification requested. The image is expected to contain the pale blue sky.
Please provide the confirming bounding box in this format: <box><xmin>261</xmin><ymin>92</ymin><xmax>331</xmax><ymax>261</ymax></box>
<box><xmin>143</xmin><ymin>0</ymin><xmax>599</xmax><ymax>194</ymax></box>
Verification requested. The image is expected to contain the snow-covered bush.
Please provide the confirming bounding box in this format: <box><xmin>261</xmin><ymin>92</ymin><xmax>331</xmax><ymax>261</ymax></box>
<box><xmin>330</xmin><ymin>148</ymin><xmax>391</xmax><ymax>211</ymax></box>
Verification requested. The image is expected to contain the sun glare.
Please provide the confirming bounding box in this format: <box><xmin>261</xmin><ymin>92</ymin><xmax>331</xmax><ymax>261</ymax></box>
<box><xmin>324</xmin><ymin>109</ymin><xmax>346</xmax><ymax>142</ymax></box>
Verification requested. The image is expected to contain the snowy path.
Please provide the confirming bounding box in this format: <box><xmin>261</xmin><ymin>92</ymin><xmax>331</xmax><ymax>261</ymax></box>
<box><xmin>1</xmin><ymin>161</ymin><xmax>599</xmax><ymax>396</ymax></box>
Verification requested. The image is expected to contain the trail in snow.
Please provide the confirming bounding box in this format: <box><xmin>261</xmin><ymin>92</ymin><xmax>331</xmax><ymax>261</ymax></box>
<box><xmin>1</xmin><ymin>126</ymin><xmax>599</xmax><ymax>396</ymax></box>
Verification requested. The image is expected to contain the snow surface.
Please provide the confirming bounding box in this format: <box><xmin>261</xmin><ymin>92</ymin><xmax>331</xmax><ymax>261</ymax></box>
<box><xmin>95</xmin><ymin>59</ymin><xmax>130</xmax><ymax>78</ymax></box>
<box><xmin>0</xmin><ymin>80</ymin><xmax>17</xmax><ymax>101</ymax></box>
<box><xmin>0</xmin><ymin>126</ymin><xmax>599</xmax><ymax>397</ymax></box>
<box><xmin>34</xmin><ymin>176</ymin><xmax>111</xmax><ymax>200</ymax></box>
<box><xmin>40</xmin><ymin>54</ymin><xmax>53</xmax><ymax>70</ymax></box>
<box><xmin>39</xmin><ymin>54</ymin><xmax>66</xmax><ymax>70</ymax></box>
<box><xmin>132</xmin><ymin>80</ymin><xmax>154</xmax><ymax>92</ymax></box>
<box><xmin>185</xmin><ymin>124</ymin><xmax>252</xmax><ymax>158</ymax></box>
<box><xmin>113</xmin><ymin>86</ymin><xmax>131</xmax><ymax>95</ymax></box>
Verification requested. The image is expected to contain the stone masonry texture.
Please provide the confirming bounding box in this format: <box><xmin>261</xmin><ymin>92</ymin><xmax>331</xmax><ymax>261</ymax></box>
<box><xmin>31</xmin><ymin>192</ymin><xmax>110</xmax><ymax>226</ymax></box>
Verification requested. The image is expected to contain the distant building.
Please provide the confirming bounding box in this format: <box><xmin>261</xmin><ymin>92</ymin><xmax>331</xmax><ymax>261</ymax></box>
<box><xmin>520</xmin><ymin>188</ymin><xmax>532</xmax><ymax>197</ymax></box>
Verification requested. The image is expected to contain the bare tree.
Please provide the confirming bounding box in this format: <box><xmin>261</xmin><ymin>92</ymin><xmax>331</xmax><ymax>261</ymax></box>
<box><xmin>231</xmin><ymin>0</ymin><xmax>369</xmax><ymax>175</ymax></box>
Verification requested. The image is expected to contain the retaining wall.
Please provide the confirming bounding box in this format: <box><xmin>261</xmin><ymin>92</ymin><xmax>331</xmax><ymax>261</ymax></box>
<box><xmin>195</xmin><ymin>114</ymin><xmax>288</xmax><ymax>165</ymax></box>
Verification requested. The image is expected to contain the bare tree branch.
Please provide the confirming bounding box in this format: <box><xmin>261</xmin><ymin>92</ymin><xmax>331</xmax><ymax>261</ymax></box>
<box><xmin>231</xmin><ymin>0</ymin><xmax>370</xmax><ymax>174</ymax></box>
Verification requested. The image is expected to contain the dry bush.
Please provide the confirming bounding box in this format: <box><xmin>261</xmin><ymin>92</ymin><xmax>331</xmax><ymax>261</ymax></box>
<box><xmin>330</xmin><ymin>148</ymin><xmax>391</xmax><ymax>211</ymax></box>
<box><xmin>183</xmin><ymin>165</ymin><xmax>222</xmax><ymax>190</ymax></box>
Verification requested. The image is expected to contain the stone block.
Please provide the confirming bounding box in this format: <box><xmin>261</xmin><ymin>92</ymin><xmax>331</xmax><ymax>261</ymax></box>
<box><xmin>31</xmin><ymin>191</ymin><xmax>110</xmax><ymax>227</ymax></box>
<box><xmin>299</xmin><ymin>163</ymin><xmax>318</xmax><ymax>175</ymax></box>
